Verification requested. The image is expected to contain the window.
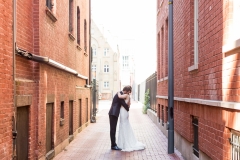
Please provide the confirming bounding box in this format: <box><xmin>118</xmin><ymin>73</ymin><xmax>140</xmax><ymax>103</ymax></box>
<box><xmin>165</xmin><ymin>19</ymin><xmax>168</xmax><ymax>77</ymax></box>
<box><xmin>166</xmin><ymin>106</ymin><xmax>168</xmax><ymax>129</ymax></box>
<box><xmin>69</xmin><ymin>0</ymin><xmax>73</xmax><ymax>33</ymax></box>
<box><xmin>104</xmin><ymin>48</ymin><xmax>109</xmax><ymax>56</ymax></box>
<box><xmin>92</xmin><ymin>64</ymin><xmax>96</xmax><ymax>71</ymax></box>
<box><xmin>93</xmin><ymin>48</ymin><xmax>97</xmax><ymax>56</ymax></box>
<box><xmin>104</xmin><ymin>81</ymin><xmax>109</xmax><ymax>88</ymax></box>
<box><xmin>84</xmin><ymin>19</ymin><xmax>87</xmax><ymax>51</ymax></box>
<box><xmin>77</xmin><ymin>7</ymin><xmax>80</xmax><ymax>45</ymax></box>
<box><xmin>104</xmin><ymin>65</ymin><xmax>109</xmax><ymax>72</ymax></box>
<box><xmin>157</xmin><ymin>32</ymin><xmax>160</xmax><ymax>80</ymax></box>
<box><xmin>162</xmin><ymin>105</ymin><xmax>164</xmax><ymax>126</ymax></box>
<box><xmin>92</xmin><ymin>64</ymin><xmax>96</xmax><ymax>79</ymax></box>
<box><xmin>229</xmin><ymin>130</ymin><xmax>240</xmax><ymax>160</ymax></box>
<box><xmin>122</xmin><ymin>56</ymin><xmax>129</xmax><ymax>69</ymax></box>
<box><xmin>161</xmin><ymin>27</ymin><xmax>164</xmax><ymax>78</ymax></box>
<box><xmin>46</xmin><ymin>0</ymin><xmax>52</xmax><ymax>9</ymax></box>
<box><xmin>46</xmin><ymin>0</ymin><xmax>57</xmax><ymax>22</ymax></box>
<box><xmin>158</xmin><ymin>104</ymin><xmax>160</xmax><ymax>123</ymax></box>
<box><xmin>194</xmin><ymin>0</ymin><xmax>198</xmax><ymax>65</ymax></box>
<box><xmin>192</xmin><ymin>116</ymin><xmax>199</xmax><ymax>157</ymax></box>
<box><xmin>189</xmin><ymin>0</ymin><xmax>198</xmax><ymax>71</ymax></box>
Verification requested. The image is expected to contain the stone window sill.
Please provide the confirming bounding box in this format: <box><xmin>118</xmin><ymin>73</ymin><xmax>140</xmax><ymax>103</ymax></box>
<box><xmin>222</xmin><ymin>38</ymin><xmax>240</xmax><ymax>56</ymax></box>
<box><xmin>60</xmin><ymin>118</ymin><xmax>65</xmax><ymax>126</ymax></box>
<box><xmin>76</xmin><ymin>44</ymin><xmax>82</xmax><ymax>51</ymax></box>
<box><xmin>157</xmin><ymin>76</ymin><xmax>168</xmax><ymax>83</ymax></box>
<box><xmin>188</xmin><ymin>64</ymin><xmax>198</xmax><ymax>72</ymax></box>
<box><xmin>46</xmin><ymin>7</ymin><xmax>57</xmax><ymax>22</ymax></box>
<box><xmin>68</xmin><ymin>33</ymin><xmax>75</xmax><ymax>41</ymax></box>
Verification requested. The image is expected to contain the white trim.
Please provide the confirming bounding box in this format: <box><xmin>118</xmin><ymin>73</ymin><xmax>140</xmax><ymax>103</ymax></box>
<box><xmin>157</xmin><ymin>76</ymin><xmax>168</xmax><ymax>83</ymax></box>
<box><xmin>194</xmin><ymin>0</ymin><xmax>199</xmax><ymax>65</ymax></box>
<box><xmin>222</xmin><ymin>38</ymin><xmax>240</xmax><ymax>53</ymax></box>
<box><xmin>188</xmin><ymin>0</ymin><xmax>199</xmax><ymax>72</ymax></box>
<box><xmin>156</xmin><ymin>95</ymin><xmax>240</xmax><ymax>110</ymax></box>
<box><xmin>188</xmin><ymin>63</ymin><xmax>198</xmax><ymax>72</ymax></box>
<box><xmin>48</xmin><ymin>59</ymin><xmax>88</xmax><ymax>80</ymax></box>
<box><xmin>77</xmin><ymin>74</ymin><xmax>88</xmax><ymax>80</ymax></box>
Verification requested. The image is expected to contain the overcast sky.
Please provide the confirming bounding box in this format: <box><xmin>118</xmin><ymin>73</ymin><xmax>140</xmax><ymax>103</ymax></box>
<box><xmin>91</xmin><ymin>0</ymin><xmax>157</xmax><ymax>84</ymax></box>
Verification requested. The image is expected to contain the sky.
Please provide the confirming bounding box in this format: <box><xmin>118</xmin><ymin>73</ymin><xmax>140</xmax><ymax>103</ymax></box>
<box><xmin>91</xmin><ymin>0</ymin><xmax>157</xmax><ymax>84</ymax></box>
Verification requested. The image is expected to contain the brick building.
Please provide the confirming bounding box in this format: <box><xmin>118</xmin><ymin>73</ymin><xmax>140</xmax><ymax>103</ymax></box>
<box><xmin>155</xmin><ymin>0</ymin><xmax>240</xmax><ymax>160</ymax></box>
<box><xmin>0</xmin><ymin>0</ymin><xmax>14</xmax><ymax>160</ymax></box>
<box><xmin>0</xmin><ymin>0</ymin><xmax>91</xmax><ymax>159</ymax></box>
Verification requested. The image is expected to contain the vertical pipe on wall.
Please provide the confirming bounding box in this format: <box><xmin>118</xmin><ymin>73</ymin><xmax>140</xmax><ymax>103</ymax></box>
<box><xmin>12</xmin><ymin>0</ymin><xmax>17</xmax><ymax>158</ymax></box>
<box><xmin>168</xmin><ymin>0</ymin><xmax>174</xmax><ymax>154</ymax></box>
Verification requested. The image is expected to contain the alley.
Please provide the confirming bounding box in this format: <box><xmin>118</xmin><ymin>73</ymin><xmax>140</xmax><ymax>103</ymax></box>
<box><xmin>54</xmin><ymin>101</ymin><xmax>184</xmax><ymax>160</ymax></box>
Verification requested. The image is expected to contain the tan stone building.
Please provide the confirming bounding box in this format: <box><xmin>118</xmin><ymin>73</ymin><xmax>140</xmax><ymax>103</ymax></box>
<box><xmin>91</xmin><ymin>20</ymin><xmax>120</xmax><ymax>100</ymax></box>
<box><xmin>119</xmin><ymin>39</ymin><xmax>137</xmax><ymax>100</ymax></box>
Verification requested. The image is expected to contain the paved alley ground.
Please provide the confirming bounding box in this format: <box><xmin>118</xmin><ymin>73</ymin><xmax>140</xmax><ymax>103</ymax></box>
<box><xmin>54</xmin><ymin>101</ymin><xmax>184</xmax><ymax>160</ymax></box>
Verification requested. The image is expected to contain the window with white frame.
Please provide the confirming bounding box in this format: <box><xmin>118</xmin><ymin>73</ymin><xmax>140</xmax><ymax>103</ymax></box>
<box><xmin>104</xmin><ymin>48</ymin><xmax>109</xmax><ymax>56</ymax></box>
<box><xmin>92</xmin><ymin>64</ymin><xmax>96</xmax><ymax>71</ymax></box>
<box><xmin>104</xmin><ymin>81</ymin><xmax>109</xmax><ymax>88</ymax></box>
<box><xmin>194</xmin><ymin>0</ymin><xmax>198</xmax><ymax>65</ymax></box>
<box><xmin>104</xmin><ymin>64</ymin><xmax>109</xmax><ymax>72</ymax></box>
<box><xmin>188</xmin><ymin>0</ymin><xmax>198</xmax><ymax>71</ymax></box>
<box><xmin>93</xmin><ymin>48</ymin><xmax>97</xmax><ymax>56</ymax></box>
<box><xmin>122</xmin><ymin>56</ymin><xmax>129</xmax><ymax>69</ymax></box>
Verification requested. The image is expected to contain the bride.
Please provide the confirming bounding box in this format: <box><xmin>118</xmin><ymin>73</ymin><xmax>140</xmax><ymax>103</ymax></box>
<box><xmin>117</xmin><ymin>92</ymin><xmax>145</xmax><ymax>152</ymax></box>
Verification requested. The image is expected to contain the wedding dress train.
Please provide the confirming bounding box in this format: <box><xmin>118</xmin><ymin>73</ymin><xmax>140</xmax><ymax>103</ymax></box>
<box><xmin>117</xmin><ymin>101</ymin><xmax>145</xmax><ymax>152</ymax></box>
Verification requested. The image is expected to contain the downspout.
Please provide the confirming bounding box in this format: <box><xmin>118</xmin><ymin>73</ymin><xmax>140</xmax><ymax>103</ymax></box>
<box><xmin>12</xmin><ymin>0</ymin><xmax>17</xmax><ymax>159</ymax></box>
<box><xmin>89</xmin><ymin>0</ymin><xmax>95</xmax><ymax>123</ymax></box>
<box><xmin>89</xmin><ymin>0</ymin><xmax>91</xmax><ymax>85</ymax></box>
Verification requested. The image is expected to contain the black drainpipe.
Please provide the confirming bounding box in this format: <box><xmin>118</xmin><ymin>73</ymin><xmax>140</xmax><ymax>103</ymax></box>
<box><xmin>12</xmin><ymin>0</ymin><xmax>17</xmax><ymax>159</ymax></box>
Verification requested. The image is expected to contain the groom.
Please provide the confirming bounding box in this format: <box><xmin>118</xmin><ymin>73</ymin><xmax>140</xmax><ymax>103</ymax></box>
<box><xmin>108</xmin><ymin>85</ymin><xmax>132</xmax><ymax>150</ymax></box>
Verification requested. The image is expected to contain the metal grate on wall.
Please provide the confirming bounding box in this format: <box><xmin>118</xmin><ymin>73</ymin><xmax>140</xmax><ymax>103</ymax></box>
<box><xmin>229</xmin><ymin>130</ymin><xmax>240</xmax><ymax>160</ymax></box>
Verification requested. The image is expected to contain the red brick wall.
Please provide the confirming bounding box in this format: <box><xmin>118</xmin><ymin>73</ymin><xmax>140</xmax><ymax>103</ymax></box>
<box><xmin>16</xmin><ymin>0</ymin><xmax>39</xmax><ymax>159</ymax></box>
<box><xmin>156</xmin><ymin>0</ymin><xmax>169</xmax><ymax>96</ymax></box>
<box><xmin>15</xmin><ymin>0</ymin><xmax>90</xmax><ymax>159</ymax></box>
<box><xmin>0</xmin><ymin>0</ymin><xmax>13</xmax><ymax>159</ymax></box>
<box><xmin>157</xmin><ymin>0</ymin><xmax>239</xmax><ymax>159</ymax></box>
<box><xmin>38</xmin><ymin>0</ymin><xmax>90</xmax><ymax>158</ymax></box>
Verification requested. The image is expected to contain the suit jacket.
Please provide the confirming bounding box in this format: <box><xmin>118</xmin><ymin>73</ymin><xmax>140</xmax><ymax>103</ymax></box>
<box><xmin>108</xmin><ymin>91</ymin><xmax>129</xmax><ymax>117</ymax></box>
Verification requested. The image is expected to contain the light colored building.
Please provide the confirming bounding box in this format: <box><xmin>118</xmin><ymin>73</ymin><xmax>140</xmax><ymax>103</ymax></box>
<box><xmin>119</xmin><ymin>39</ymin><xmax>137</xmax><ymax>100</ymax></box>
<box><xmin>91</xmin><ymin>20</ymin><xmax>120</xmax><ymax>100</ymax></box>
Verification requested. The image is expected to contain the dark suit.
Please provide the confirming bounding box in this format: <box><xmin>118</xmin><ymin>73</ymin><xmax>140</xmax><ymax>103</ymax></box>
<box><xmin>108</xmin><ymin>91</ymin><xmax>129</xmax><ymax>147</ymax></box>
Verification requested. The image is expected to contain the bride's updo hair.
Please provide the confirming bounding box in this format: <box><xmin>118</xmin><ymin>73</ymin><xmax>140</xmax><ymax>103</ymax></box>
<box><xmin>123</xmin><ymin>85</ymin><xmax>132</xmax><ymax>93</ymax></box>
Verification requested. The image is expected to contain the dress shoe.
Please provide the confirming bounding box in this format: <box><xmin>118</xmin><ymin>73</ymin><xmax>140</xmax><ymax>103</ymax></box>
<box><xmin>111</xmin><ymin>145</ymin><xmax>122</xmax><ymax>150</ymax></box>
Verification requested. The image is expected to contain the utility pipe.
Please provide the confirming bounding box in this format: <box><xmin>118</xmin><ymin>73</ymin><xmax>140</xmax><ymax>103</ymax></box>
<box><xmin>16</xmin><ymin>48</ymin><xmax>88</xmax><ymax>80</ymax></box>
<box><xmin>168</xmin><ymin>0</ymin><xmax>174</xmax><ymax>154</ymax></box>
<box><xmin>12</xmin><ymin>0</ymin><xmax>17</xmax><ymax>158</ymax></box>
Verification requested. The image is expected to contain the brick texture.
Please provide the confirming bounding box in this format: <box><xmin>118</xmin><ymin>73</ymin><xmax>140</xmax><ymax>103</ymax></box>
<box><xmin>157</xmin><ymin>0</ymin><xmax>240</xmax><ymax>159</ymax></box>
<box><xmin>13</xmin><ymin>0</ymin><xmax>91</xmax><ymax>159</ymax></box>
<box><xmin>0</xmin><ymin>0</ymin><xmax>14</xmax><ymax>159</ymax></box>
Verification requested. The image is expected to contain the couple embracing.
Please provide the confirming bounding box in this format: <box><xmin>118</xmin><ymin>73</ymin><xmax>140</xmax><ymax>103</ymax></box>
<box><xmin>108</xmin><ymin>85</ymin><xmax>145</xmax><ymax>151</ymax></box>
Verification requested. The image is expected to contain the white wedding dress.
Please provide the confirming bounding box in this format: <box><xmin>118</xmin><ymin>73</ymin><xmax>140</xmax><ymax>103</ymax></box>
<box><xmin>117</xmin><ymin>99</ymin><xmax>145</xmax><ymax>152</ymax></box>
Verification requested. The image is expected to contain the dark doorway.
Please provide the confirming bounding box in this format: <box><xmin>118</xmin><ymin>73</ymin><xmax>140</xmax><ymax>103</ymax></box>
<box><xmin>86</xmin><ymin>98</ymin><xmax>88</xmax><ymax>123</ymax></box>
<box><xmin>46</xmin><ymin>103</ymin><xmax>53</xmax><ymax>153</ymax></box>
<box><xmin>16</xmin><ymin>106</ymin><xmax>29</xmax><ymax>160</ymax></box>
<box><xmin>79</xmin><ymin>99</ymin><xmax>82</xmax><ymax>127</ymax></box>
<box><xmin>69</xmin><ymin>101</ymin><xmax>73</xmax><ymax>135</ymax></box>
